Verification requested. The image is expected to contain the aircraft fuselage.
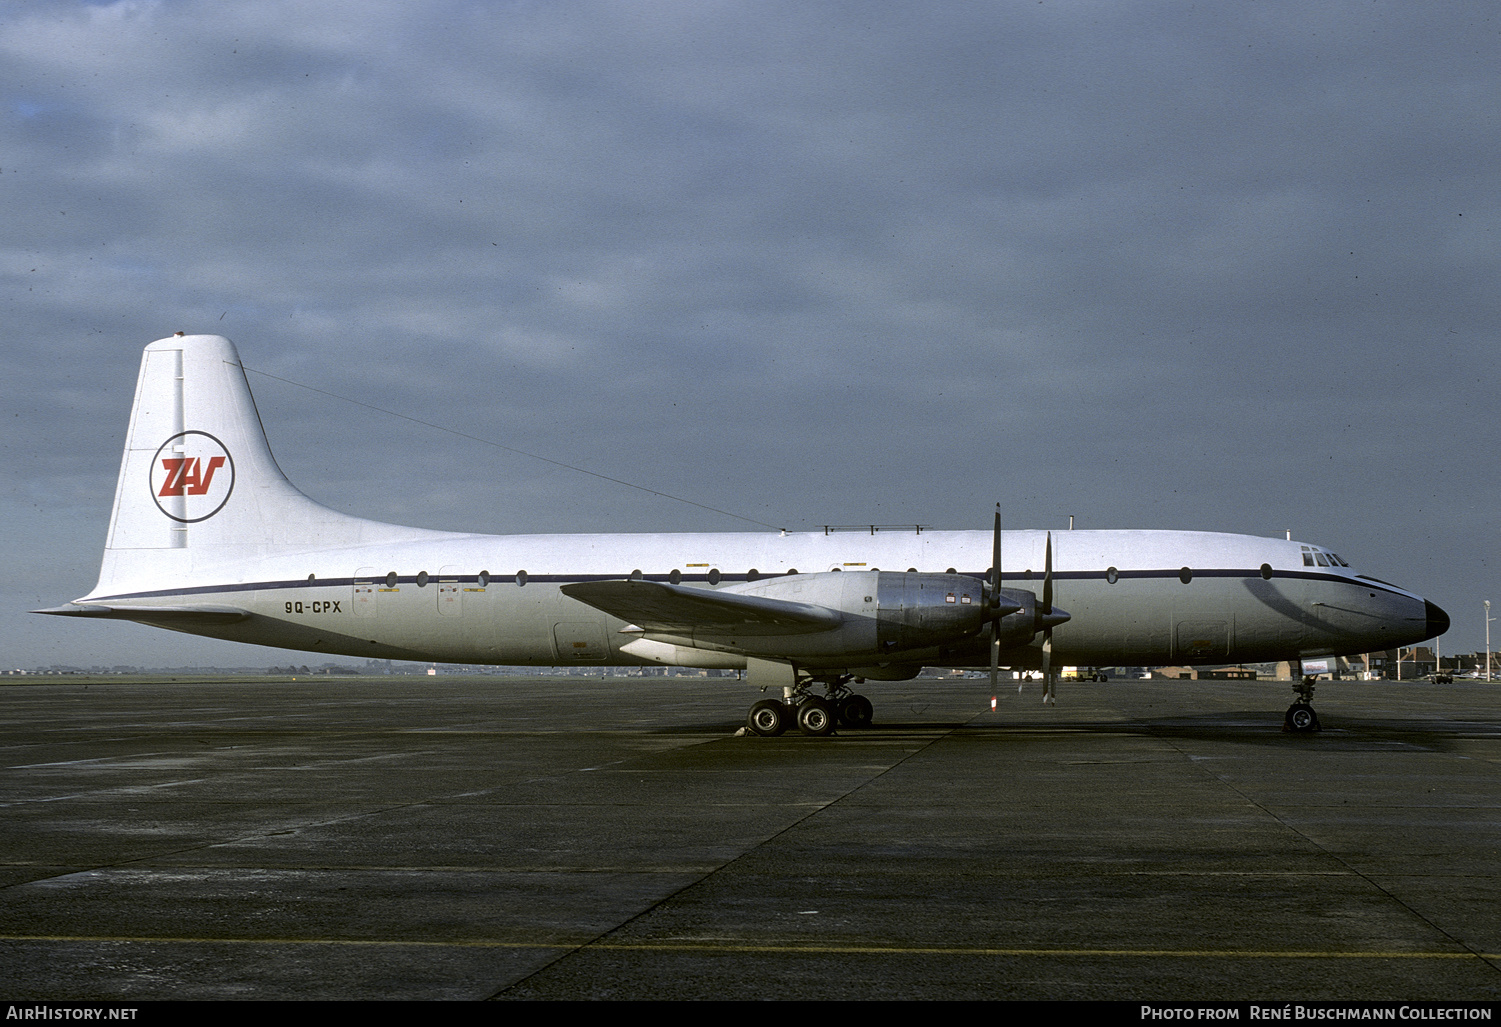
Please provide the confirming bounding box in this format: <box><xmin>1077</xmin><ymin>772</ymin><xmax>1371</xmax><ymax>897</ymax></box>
<box><xmin>81</xmin><ymin>526</ymin><xmax>1439</xmax><ymax>674</ymax></box>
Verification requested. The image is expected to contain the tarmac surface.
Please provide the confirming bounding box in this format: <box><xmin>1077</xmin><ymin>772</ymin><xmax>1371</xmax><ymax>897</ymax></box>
<box><xmin>1</xmin><ymin>672</ymin><xmax>1499</xmax><ymax>1001</ymax></box>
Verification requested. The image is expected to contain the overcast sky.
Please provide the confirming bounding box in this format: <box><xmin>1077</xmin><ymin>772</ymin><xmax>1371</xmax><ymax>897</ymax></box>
<box><xmin>2</xmin><ymin>0</ymin><xmax>1496</xmax><ymax>667</ymax></box>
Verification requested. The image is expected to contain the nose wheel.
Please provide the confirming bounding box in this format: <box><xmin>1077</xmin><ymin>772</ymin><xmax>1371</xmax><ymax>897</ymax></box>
<box><xmin>1284</xmin><ymin>702</ymin><xmax>1321</xmax><ymax>732</ymax></box>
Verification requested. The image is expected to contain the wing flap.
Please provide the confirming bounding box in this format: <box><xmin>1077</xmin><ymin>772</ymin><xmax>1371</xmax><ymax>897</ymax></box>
<box><xmin>560</xmin><ymin>580</ymin><xmax>841</xmax><ymax>636</ymax></box>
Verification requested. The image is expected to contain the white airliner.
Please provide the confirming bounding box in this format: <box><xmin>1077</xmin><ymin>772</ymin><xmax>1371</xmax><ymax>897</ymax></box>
<box><xmin>40</xmin><ymin>335</ymin><xmax>1449</xmax><ymax>736</ymax></box>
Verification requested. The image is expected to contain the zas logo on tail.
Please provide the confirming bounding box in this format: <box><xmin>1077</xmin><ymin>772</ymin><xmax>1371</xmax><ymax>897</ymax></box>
<box><xmin>150</xmin><ymin>431</ymin><xmax>235</xmax><ymax>522</ymax></box>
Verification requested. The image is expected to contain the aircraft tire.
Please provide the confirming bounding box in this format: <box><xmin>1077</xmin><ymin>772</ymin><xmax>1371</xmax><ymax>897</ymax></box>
<box><xmin>1284</xmin><ymin>703</ymin><xmax>1321</xmax><ymax>733</ymax></box>
<box><xmin>838</xmin><ymin>695</ymin><xmax>873</xmax><ymax>729</ymax></box>
<box><xmin>747</xmin><ymin>700</ymin><xmax>790</xmax><ymax>737</ymax></box>
<box><xmin>797</xmin><ymin>698</ymin><xmax>836</xmax><ymax>737</ymax></box>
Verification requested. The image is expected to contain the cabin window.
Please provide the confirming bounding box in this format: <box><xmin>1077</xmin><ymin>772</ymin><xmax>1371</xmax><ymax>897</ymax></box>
<box><xmin>1260</xmin><ymin>563</ymin><xmax>1273</xmax><ymax>580</ymax></box>
<box><xmin>945</xmin><ymin>567</ymin><xmax>956</xmax><ymax>574</ymax></box>
<box><xmin>786</xmin><ymin>568</ymin><xmax>798</xmax><ymax>575</ymax></box>
<box><xmin>385</xmin><ymin>571</ymin><xmax>398</xmax><ymax>588</ymax></box>
<box><xmin>308</xmin><ymin>573</ymin><xmax>315</xmax><ymax>581</ymax></box>
<box><xmin>1105</xmin><ymin>567</ymin><xmax>1118</xmax><ymax>584</ymax></box>
<box><xmin>669</xmin><ymin>569</ymin><xmax>682</xmax><ymax>585</ymax></box>
<box><xmin>708</xmin><ymin>569</ymin><xmax>721</xmax><ymax>585</ymax></box>
<box><xmin>516</xmin><ymin>570</ymin><xmax>528</xmax><ymax>587</ymax></box>
<box><xmin>907</xmin><ymin>568</ymin><xmax>917</xmax><ymax>573</ymax></box>
<box><xmin>1179</xmin><ymin>566</ymin><xmax>1192</xmax><ymax>584</ymax></box>
<box><xmin>747</xmin><ymin>568</ymin><xmax>760</xmax><ymax>581</ymax></box>
<box><xmin>417</xmin><ymin>571</ymin><xmax>429</xmax><ymax>587</ymax></box>
<box><xmin>629</xmin><ymin>569</ymin><xmax>643</xmax><ymax>581</ymax></box>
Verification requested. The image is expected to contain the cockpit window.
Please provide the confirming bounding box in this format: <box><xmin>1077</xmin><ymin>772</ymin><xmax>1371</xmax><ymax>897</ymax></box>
<box><xmin>1301</xmin><ymin>545</ymin><xmax>1349</xmax><ymax>568</ymax></box>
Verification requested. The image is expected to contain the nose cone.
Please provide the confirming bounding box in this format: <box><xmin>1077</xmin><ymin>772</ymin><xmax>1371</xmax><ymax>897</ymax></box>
<box><xmin>1426</xmin><ymin>600</ymin><xmax>1451</xmax><ymax>639</ymax></box>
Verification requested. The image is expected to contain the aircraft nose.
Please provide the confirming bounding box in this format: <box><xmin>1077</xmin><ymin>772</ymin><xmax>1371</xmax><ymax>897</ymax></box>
<box><xmin>1426</xmin><ymin>600</ymin><xmax>1450</xmax><ymax>639</ymax></box>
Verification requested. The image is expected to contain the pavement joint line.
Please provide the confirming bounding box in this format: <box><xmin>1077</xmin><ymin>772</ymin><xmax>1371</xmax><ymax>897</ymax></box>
<box><xmin>2</xmin><ymin>935</ymin><xmax>1499</xmax><ymax>960</ymax></box>
<box><xmin>1154</xmin><ymin>732</ymin><xmax>1501</xmax><ymax>978</ymax></box>
<box><xmin>487</xmin><ymin>723</ymin><xmax>965</xmax><ymax>997</ymax></box>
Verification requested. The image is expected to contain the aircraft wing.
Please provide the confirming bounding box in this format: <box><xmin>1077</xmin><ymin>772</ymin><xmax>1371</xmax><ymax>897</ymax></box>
<box><xmin>560</xmin><ymin>580</ymin><xmax>842</xmax><ymax>636</ymax></box>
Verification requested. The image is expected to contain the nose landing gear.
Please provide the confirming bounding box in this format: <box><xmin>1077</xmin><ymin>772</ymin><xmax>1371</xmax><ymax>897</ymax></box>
<box><xmin>1283</xmin><ymin>677</ymin><xmax>1322</xmax><ymax>733</ymax></box>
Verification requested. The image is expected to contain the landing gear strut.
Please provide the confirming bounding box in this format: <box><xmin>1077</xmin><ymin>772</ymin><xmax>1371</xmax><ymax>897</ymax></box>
<box><xmin>1283</xmin><ymin>676</ymin><xmax>1322</xmax><ymax>733</ymax></box>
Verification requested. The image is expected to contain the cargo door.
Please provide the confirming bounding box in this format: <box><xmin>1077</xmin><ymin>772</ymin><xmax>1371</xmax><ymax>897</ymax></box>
<box><xmin>1176</xmin><ymin>620</ymin><xmax>1228</xmax><ymax>660</ymax></box>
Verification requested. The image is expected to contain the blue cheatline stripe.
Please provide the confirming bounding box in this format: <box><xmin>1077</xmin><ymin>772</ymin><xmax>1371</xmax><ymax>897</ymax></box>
<box><xmin>87</xmin><ymin>567</ymin><xmax>1409</xmax><ymax>605</ymax></box>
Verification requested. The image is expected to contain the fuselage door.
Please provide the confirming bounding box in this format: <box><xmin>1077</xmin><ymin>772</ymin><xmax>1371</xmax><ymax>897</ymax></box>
<box><xmin>353</xmin><ymin>567</ymin><xmax>378</xmax><ymax>619</ymax></box>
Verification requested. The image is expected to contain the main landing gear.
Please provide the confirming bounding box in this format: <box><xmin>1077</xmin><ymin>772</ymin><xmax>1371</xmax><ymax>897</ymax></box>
<box><xmin>745</xmin><ymin>676</ymin><xmax>874</xmax><ymax>737</ymax></box>
<box><xmin>1283</xmin><ymin>676</ymin><xmax>1322</xmax><ymax>733</ymax></box>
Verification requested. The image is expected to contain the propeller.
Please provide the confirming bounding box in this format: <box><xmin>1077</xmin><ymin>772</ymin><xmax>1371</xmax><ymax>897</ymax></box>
<box><xmin>983</xmin><ymin>509</ymin><xmax>1070</xmax><ymax>702</ymax></box>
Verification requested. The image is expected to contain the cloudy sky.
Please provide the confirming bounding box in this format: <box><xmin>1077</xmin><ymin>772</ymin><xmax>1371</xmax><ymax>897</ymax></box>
<box><xmin>2</xmin><ymin>1</ymin><xmax>1496</xmax><ymax>667</ymax></box>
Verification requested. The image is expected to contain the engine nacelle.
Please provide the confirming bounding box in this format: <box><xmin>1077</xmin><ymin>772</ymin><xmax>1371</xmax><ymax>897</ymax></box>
<box><xmin>992</xmin><ymin>587</ymin><xmax>1043</xmax><ymax>650</ymax></box>
<box><xmin>872</xmin><ymin>571</ymin><xmax>989</xmax><ymax>651</ymax></box>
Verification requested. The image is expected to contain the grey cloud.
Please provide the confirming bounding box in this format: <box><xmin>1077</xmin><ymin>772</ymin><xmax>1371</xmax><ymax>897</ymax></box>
<box><xmin>1</xmin><ymin>0</ymin><xmax>1496</xmax><ymax>665</ymax></box>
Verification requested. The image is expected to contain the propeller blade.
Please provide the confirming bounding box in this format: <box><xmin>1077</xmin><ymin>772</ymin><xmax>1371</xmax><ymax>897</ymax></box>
<box><xmin>989</xmin><ymin>504</ymin><xmax>1003</xmax><ymax>693</ymax></box>
<box><xmin>1042</xmin><ymin>629</ymin><xmax>1055</xmax><ymax>704</ymax></box>
<box><xmin>1041</xmin><ymin>531</ymin><xmax>1053</xmax><ymax>615</ymax></box>
<box><xmin>991</xmin><ymin>505</ymin><xmax>1002</xmax><ymax>595</ymax></box>
<box><xmin>1042</xmin><ymin>531</ymin><xmax>1056</xmax><ymax>704</ymax></box>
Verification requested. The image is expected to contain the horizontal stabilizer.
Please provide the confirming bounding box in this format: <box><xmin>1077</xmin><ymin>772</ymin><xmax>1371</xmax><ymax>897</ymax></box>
<box><xmin>34</xmin><ymin>604</ymin><xmax>250</xmax><ymax>624</ymax></box>
<box><xmin>560</xmin><ymin>579</ymin><xmax>841</xmax><ymax>636</ymax></box>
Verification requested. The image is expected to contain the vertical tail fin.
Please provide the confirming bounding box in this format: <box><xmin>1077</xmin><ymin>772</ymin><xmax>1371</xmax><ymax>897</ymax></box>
<box><xmin>84</xmin><ymin>335</ymin><xmax>422</xmax><ymax>599</ymax></box>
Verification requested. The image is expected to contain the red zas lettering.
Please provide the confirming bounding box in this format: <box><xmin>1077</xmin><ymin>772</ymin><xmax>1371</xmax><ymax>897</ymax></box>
<box><xmin>158</xmin><ymin>456</ymin><xmax>226</xmax><ymax>496</ymax></box>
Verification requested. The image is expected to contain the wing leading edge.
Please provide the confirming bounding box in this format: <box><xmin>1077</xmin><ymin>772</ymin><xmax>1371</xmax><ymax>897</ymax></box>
<box><xmin>559</xmin><ymin>579</ymin><xmax>842</xmax><ymax>636</ymax></box>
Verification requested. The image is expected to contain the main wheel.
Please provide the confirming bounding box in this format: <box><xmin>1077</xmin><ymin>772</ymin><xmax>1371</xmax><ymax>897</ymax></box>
<box><xmin>797</xmin><ymin>697</ymin><xmax>836</xmax><ymax>736</ymax></box>
<box><xmin>747</xmin><ymin>699</ymin><xmax>789</xmax><ymax>736</ymax></box>
<box><xmin>837</xmin><ymin>694</ymin><xmax>873</xmax><ymax>729</ymax></box>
